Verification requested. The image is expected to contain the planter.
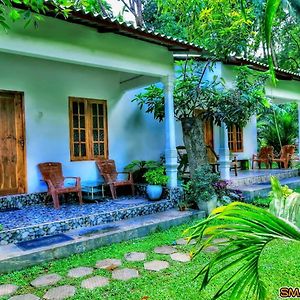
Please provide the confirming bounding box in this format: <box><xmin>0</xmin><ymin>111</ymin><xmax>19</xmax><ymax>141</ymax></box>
<box><xmin>146</xmin><ymin>185</ymin><xmax>163</xmax><ymax>200</ymax></box>
<box><xmin>197</xmin><ymin>195</ymin><xmax>218</xmax><ymax>215</ymax></box>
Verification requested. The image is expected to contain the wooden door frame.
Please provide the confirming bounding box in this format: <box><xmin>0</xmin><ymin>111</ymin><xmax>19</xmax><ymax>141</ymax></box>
<box><xmin>0</xmin><ymin>89</ymin><xmax>27</xmax><ymax>195</ymax></box>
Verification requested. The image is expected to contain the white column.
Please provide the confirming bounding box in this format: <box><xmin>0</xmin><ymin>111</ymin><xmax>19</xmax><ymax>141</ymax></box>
<box><xmin>298</xmin><ymin>102</ymin><xmax>300</xmax><ymax>157</ymax></box>
<box><xmin>163</xmin><ymin>75</ymin><xmax>178</xmax><ymax>188</ymax></box>
<box><xmin>218</xmin><ymin>122</ymin><xmax>231</xmax><ymax>180</ymax></box>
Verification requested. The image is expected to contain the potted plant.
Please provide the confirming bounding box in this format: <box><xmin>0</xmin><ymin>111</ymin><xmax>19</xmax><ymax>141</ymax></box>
<box><xmin>143</xmin><ymin>167</ymin><xmax>169</xmax><ymax>200</ymax></box>
<box><xmin>184</xmin><ymin>164</ymin><xmax>220</xmax><ymax>215</ymax></box>
<box><xmin>124</xmin><ymin>160</ymin><xmax>161</xmax><ymax>183</ymax></box>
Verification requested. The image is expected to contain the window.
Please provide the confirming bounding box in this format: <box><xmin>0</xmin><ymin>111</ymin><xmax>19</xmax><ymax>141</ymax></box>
<box><xmin>69</xmin><ymin>97</ymin><xmax>108</xmax><ymax>161</ymax></box>
<box><xmin>228</xmin><ymin>124</ymin><xmax>243</xmax><ymax>152</ymax></box>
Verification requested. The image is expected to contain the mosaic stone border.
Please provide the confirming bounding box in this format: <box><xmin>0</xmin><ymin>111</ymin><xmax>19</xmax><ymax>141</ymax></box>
<box><xmin>0</xmin><ymin>199</ymin><xmax>175</xmax><ymax>245</ymax></box>
<box><xmin>229</xmin><ymin>169</ymin><xmax>299</xmax><ymax>188</ymax></box>
<box><xmin>0</xmin><ymin>193</ymin><xmax>46</xmax><ymax>210</ymax></box>
<box><xmin>0</xmin><ymin>185</ymin><xmax>183</xmax><ymax>210</ymax></box>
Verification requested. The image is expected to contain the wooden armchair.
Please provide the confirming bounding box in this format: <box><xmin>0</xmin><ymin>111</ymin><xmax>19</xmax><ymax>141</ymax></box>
<box><xmin>206</xmin><ymin>145</ymin><xmax>238</xmax><ymax>176</ymax></box>
<box><xmin>271</xmin><ymin>145</ymin><xmax>295</xmax><ymax>169</ymax></box>
<box><xmin>252</xmin><ymin>146</ymin><xmax>274</xmax><ymax>169</ymax></box>
<box><xmin>96</xmin><ymin>159</ymin><xmax>134</xmax><ymax>199</ymax></box>
<box><xmin>38</xmin><ymin>162</ymin><xmax>83</xmax><ymax>209</ymax></box>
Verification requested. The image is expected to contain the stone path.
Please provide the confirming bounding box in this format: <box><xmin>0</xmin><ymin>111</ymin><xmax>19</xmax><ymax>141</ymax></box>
<box><xmin>0</xmin><ymin>284</ymin><xmax>18</xmax><ymax>297</ymax></box>
<box><xmin>43</xmin><ymin>285</ymin><xmax>76</xmax><ymax>300</ymax></box>
<box><xmin>203</xmin><ymin>245</ymin><xmax>219</xmax><ymax>253</ymax></box>
<box><xmin>144</xmin><ymin>260</ymin><xmax>169</xmax><ymax>272</ymax></box>
<box><xmin>170</xmin><ymin>252</ymin><xmax>191</xmax><ymax>262</ymax></box>
<box><xmin>31</xmin><ymin>274</ymin><xmax>62</xmax><ymax>288</ymax></box>
<box><xmin>3</xmin><ymin>239</ymin><xmax>198</xmax><ymax>299</ymax></box>
<box><xmin>154</xmin><ymin>246</ymin><xmax>176</xmax><ymax>254</ymax></box>
<box><xmin>67</xmin><ymin>267</ymin><xmax>93</xmax><ymax>278</ymax></box>
<box><xmin>96</xmin><ymin>258</ymin><xmax>122</xmax><ymax>270</ymax></box>
<box><xmin>112</xmin><ymin>268</ymin><xmax>139</xmax><ymax>281</ymax></box>
<box><xmin>124</xmin><ymin>252</ymin><xmax>147</xmax><ymax>262</ymax></box>
<box><xmin>176</xmin><ymin>238</ymin><xmax>196</xmax><ymax>245</ymax></box>
<box><xmin>81</xmin><ymin>276</ymin><xmax>109</xmax><ymax>289</ymax></box>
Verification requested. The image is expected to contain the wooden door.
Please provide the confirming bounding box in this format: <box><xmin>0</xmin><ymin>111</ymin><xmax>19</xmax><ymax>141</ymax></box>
<box><xmin>0</xmin><ymin>91</ymin><xmax>26</xmax><ymax>196</ymax></box>
<box><xmin>204</xmin><ymin>119</ymin><xmax>214</xmax><ymax>148</ymax></box>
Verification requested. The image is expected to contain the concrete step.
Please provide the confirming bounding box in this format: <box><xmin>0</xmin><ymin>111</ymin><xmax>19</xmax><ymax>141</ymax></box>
<box><xmin>0</xmin><ymin>208</ymin><xmax>205</xmax><ymax>274</ymax></box>
<box><xmin>236</xmin><ymin>177</ymin><xmax>300</xmax><ymax>201</ymax></box>
<box><xmin>229</xmin><ymin>169</ymin><xmax>299</xmax><ymax>188</ymax></box>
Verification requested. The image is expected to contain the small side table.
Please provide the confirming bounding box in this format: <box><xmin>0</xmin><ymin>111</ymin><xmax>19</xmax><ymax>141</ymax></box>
<box><xmin>81</xmin><ymin>180</ymin><xmax>106</xmax><ymax>202</ymax></box>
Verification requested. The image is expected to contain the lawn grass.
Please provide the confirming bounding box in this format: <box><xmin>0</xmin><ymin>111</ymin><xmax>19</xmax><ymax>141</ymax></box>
<box><xmin>1</xmin><ymin>220</ymin><xmax>300</xmax><ymax>300</ymax></box>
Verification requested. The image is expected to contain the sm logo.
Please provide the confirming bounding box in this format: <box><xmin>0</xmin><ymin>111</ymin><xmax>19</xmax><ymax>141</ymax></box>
<box><xmin>280</xmin><ymin>287</ymin><xmax>300</xmax><ymax>298</ymax></box>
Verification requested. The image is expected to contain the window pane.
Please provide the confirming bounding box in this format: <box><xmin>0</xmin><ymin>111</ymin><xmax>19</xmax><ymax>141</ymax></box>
<box><xmin>80</xmin><ymin>116</ymin><xmax>85</xmax><ymax>128</ymax></box>
<box><xmin>98</xmin><ymin>117</ymin><xmax>104</xmax><ymax>128</ymax></box>
<box><xmin>73</xmin><ymin>116</ymin><xmax>78</xmax><ymax>128</ymax></box>
<box><xmin>99</xmin><ymin>143</ymin><xmax>104</xmax><ymax>155</ymax></box>
<box><xmin>93</xmin><ymin>143</ymin><xmax>99</xmax><ymax>156</ymax></box>
<box><xmin>93</xmin><ymin>117</ymin><xmax>98</xmax><ymax>128</ymax></box>
<box><xmin>98</xmin><ymin>104</ymin><xmax>103</xmax><ymax>115</ymax></box>
<box><xmin>79</xmin><ymin>102</ymin><xmax>85</xmax><ymax>114</ymax></box>
<box><xmin>80</xmin><ymin>130</ymin><xmax>85</xmax><ymax>142</ymax></box>
<box><xmin>92</xmin><ymin>103</ymin><xmax>97</xmax><ymax>115</ymax></box>
<box><xmin>74</xmin><ymin>130</ymin><xmax>79</xmax><ymax>142</ymax></box>
<box><xmin>81</xmin><ymin>144</ymin><xmax>86</xmax><ymax>156</ymax></box>
<box><xmin>72</xmin><ymin>102</ymin><xmax>78</xmax><ymax>114</ymax></box>
<box><xmin>93</xmin><ymin>130</ymin><xmax>98</xmax><ymax>141</ymax></box>
<box><xmin>74</xmin><ymin>143</ymin><xmax>79</xmax><ymax>157</ymax></box>
<box><xmin>99</xmin><ymin>130</ymin><xmax>104</xmax><ymax>141</ymax></box>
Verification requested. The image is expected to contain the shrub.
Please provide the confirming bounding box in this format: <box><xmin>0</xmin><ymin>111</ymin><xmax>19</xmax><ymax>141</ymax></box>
<box><xmin>143</xmin><ymin>167</ymin><xmax>169</xmax><ymax>185</ymax></box>
<box><xmin>124</xmin><ymin>160</ymin><xmax>162</xmax><ymax>183</ymax></box>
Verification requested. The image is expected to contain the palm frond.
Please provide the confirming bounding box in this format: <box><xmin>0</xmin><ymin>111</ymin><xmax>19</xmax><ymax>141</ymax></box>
<box><xmin>186</xmin><ymin>202</ymin><xmax>300</xmax><ymax>300</ymax></box>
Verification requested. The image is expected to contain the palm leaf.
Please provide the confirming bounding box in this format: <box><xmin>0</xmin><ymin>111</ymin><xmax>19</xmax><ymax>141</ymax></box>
<box><xmin>186</xmin><ymin>202</ymin><xmax>300</xmax><ymax>300</ymax></box>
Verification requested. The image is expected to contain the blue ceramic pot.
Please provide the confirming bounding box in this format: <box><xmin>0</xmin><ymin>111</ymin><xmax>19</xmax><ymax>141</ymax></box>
<box><xmin>146</xmin><ymin>185</ymin><xmax>163</xmax><ymax>200</ymax></box>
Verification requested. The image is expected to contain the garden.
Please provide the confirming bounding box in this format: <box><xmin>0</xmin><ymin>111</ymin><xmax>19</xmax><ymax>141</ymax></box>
<box><xmin>1</xmin><ymin>0</ymin><xmax>300</xmax><ymax>299</ymax></box>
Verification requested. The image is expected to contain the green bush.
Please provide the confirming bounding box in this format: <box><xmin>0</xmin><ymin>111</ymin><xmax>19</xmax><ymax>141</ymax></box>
<box><xmin>183</xmin><ymin>165</ymin><xmax>220</xmax><ymax>206</ymax></box>
<box><xmin>144</xmin><ymin>167</ymin><xmax>169</xmax><ymax>185</ymax></box>
<box><xmin>124</xmin><ymin>160</ymin><xmax>162</xmax><ymax>183</ymax></box>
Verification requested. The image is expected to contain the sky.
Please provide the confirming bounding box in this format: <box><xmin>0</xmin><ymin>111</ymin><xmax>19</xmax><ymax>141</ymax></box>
<box><xmin>109</xmin><ymin>0</ymin><xmax>135</xmax><ymax>22</ymax></box>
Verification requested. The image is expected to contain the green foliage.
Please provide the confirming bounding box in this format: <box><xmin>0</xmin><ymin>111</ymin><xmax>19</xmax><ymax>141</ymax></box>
<box><xmin>183</xmin><ymin>164</ymin><xmax>219</xmax><ymax>204</ymax></box>
<box><xmin>269</xmin><ymin>176</ymin><xmax>300</xmax><ymax>227</ymax></box>
<box><xmin>133</xmin><ymin>61</ymin><xmax>269</xmax><ymax>128</ymax></box>
<box><xmin>143</xmin><ymin>166</ymin><xmax>168</xmax><ymax>185</ymax></box>
<box><xmin>155</xmin><ymin>0</ymin><xmax>256</xmax><ymax>58</ymax></box>
<box><xmin>0</xmin><ymin>223</ymin><xmax>3</xmax><ymax>231</ymax></box>
<box><xmin>185</xmin><ymin>201</ymin><xmax>300</xmax><ymax>300</ymax></box>
<box><xmin>0</xmin><ymin>0</ymin><xmax>112</xmax><ymax>30</ymax></box>
<box><xmin>257</xmin><ymin>102</ymin><xmax>298</xmax><ymax>154</ymax></box>
<box><xmin>124</xmin><ymin>159</ymin><xmax>162</xmax><ymax>183</ymax></box>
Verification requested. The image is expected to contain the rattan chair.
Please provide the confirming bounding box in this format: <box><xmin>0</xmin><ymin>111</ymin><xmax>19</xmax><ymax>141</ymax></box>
<box><xmin>38</xmin><ymin>162</ymin><xmax>83</xmax><ymax>209</ymax></box>
<box><xmin>96</xmin><ymin>159</ymin><xmax>134</xmax><ymax>199</ymax></box>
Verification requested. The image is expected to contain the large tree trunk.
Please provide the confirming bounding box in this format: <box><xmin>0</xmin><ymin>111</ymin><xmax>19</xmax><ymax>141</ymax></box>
<box><xmin>181</xmin><ymin>117</ymin><xmax>207</xmax><ymax>178</ymax></box>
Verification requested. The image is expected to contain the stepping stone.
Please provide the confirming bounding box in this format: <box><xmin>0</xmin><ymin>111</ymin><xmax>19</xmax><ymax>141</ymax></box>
<box><xmin>112</xmin><ymin>268</ymin><xmax>139</xmax><ymax>281</ymax></box>
<box><xmin>81</xmin><ymin>276</ymin><xmax>109</xmax><ymax>289</ymax></box>
<box><xmin>67</xmin><ymin>267</ymin><xmax>93</xmax><ymax>278</ymax></box>
<box><xmin>144</xmin><ymin>260</ymin><xmax>169</xmax><ymax>272</ymax></box>
<box><xmin>212</xmin><ymin>238</ymin><xmax>229</xmax><ymax>244</ymax></box>
<box><xmin>9</xmin><ymin>294</ymin><xmax>40</xmax><ymax>300</ymax></box>
<box><xmin>96</xmin><ymin>258</ymin><xmax>122</xmax><ymax>270</ymax></box>
<box><xmin>43</xmin><ymin>285</ymin><xmax>76</xmax><ymax>300</ymax></box>
<box><xmin>170</xmin><ymin>252</ymin><xmax>191</xmax><ymax>262</ymax></box>
<box><xmin>124</xmin><ymin>252</ymin><xmax>146</xmax><ymax>262</ymax></box>
<box><xmin>31</xmin><ymin>274</ymin><xmax>62</xmax><ymax>288</ymax></box>
<box><xmin>154</xmin><ymin>246</ymin><xmax>176</xmax><ymax>255</ymax></box>
<box><xmin>0</xmin><ymin>284</ymin><xmax>18</xmax><ymax>297</ymax></box>
<box><xmin>203</xmin><ymin>246</ymin><xmax>219</xmax><ymax>253</ymax></box>
<box><xmin>176</xmin><ymin>238</ymin><xmax>196</xmax><ymax>245</ymax></box>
